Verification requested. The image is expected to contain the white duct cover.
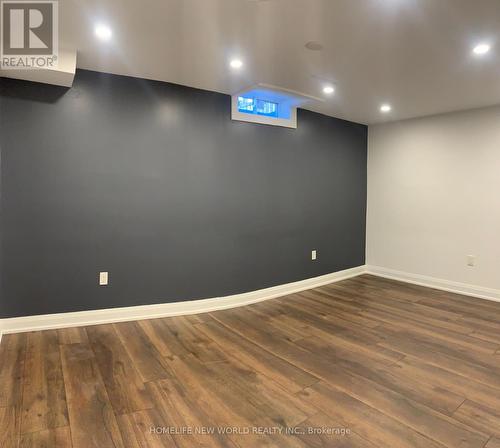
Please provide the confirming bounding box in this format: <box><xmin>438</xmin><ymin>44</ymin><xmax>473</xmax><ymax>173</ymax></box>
<box><xmin>0</xmin><ymin>49</ymin><xmax>76</xmax><ymax>87</ymax></box>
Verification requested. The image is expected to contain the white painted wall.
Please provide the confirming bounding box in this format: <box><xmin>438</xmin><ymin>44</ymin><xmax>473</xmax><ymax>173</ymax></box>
<box><xmin>367</xmin><ymin>105</ymin><xmax>500</xmax><ymax>291</ymax></box>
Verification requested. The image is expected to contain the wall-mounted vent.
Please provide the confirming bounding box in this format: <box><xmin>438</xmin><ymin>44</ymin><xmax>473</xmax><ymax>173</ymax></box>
<box><xmin>231</xmin><ymin>84</ymin><xmax>320</xmax><ymax>129</ymax></box>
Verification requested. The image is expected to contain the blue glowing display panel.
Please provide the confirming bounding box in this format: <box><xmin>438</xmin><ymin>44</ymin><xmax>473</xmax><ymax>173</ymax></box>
<box><xmin>256</xmin><ymin>99</ymin><xmax>278</xmax><ymax>117</ymax></box>
<box><xmin>238</xmin><ymin>96</ymin><xmax>255</xmax><ymax>113</ymax></box>
<box><xmin>238</xmin><ymin>96</ymin><xmax>279</xmax><ymax>118</ymax></box>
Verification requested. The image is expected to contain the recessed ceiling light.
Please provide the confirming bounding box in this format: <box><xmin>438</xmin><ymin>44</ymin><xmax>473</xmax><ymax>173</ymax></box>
<box><xmin>323</xmin><ymin>86</ymin><xmax>335</xmax><ymax>95</ymax></box>
<box><xmin>95</xmin><ymin>24</ymin><xmax>112</xmax><ymax>41</ymax></box>
<box><xmin>230</xmin><ymin>59</ymin><xmax>243</xmax><ymax>69</ymax></box>
<box><xmin>473</xmin><ymin>43</ymin><xmax>491</xmax><ymax>55</ymax></box>
<box><xmin>380</xmin><ymin>104</ymin><xmax>392</xmax><ymax>113</ymax></box>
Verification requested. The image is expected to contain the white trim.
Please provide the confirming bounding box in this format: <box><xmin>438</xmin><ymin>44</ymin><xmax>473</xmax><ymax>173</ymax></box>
<box><xmin>256</xmin><ymin>83</ymin><xmax>323</xmax><ymax>103</ymax></box>
<box><xmin>0</xmin><ymin>265</ymin><xmax>366</xmax><ymax>338</ymax></box>
<box><xmin>3</xmin><ymin>264</ymin><xmax>498</xmax><ymax>344</ymax></box>
<box><xmin>366</xmin><ymin>265</ymin><xmax>500</xmax><ymax>303</ymax></box>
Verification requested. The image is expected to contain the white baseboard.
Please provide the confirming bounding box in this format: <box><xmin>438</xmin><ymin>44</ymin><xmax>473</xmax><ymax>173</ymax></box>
<box><xmin>366</xmin><ymin>265</ymin><xmax>500</xmax><ymax>303</ymax></box>
<box><xmin>3</xmin><ymin>264</ymin><xmax>498</xmax><ymax>344</ymax></box>
<box><xmin>0</xmin><ymin>265</ymin><xmax>366</xmax><ymax>339</ymax></box>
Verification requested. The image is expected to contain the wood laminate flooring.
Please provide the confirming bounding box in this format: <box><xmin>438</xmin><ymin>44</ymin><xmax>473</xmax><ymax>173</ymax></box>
<box><xmin>1</xmin><ymin>274</ymin><xmax>500</xmax><ymax>447</ymax></box>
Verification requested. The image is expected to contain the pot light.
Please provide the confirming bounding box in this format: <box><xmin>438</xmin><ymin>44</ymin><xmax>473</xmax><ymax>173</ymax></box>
<box><xmin>230</xmin><ymin>59</ymin><xmax>243</xmax><ymax>69</ymax></box>
<box><xmin>95</xmin><ymin>24</ymin><xmax>112</xmax><ymax>41</ymax></box>
<box><xmin>473</xmin><ymin>43</ymin><xmax>491</xmax><ymax>55</ymax></box>
<box><xmin>323</xmin><ymin>86</ymin><xmax>335</xmax><ymax>95</ymax></box>
<box><xmin>380</xmin><ymin>104</ymin><xmax>392</xmax><ymax>113</ymax></box>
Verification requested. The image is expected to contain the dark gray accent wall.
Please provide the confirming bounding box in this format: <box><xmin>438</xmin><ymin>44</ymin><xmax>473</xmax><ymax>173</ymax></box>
<box><xmin>0</xmin><ymin>70</ymin><xmax>367</xmax><ymax>318</ymax></box>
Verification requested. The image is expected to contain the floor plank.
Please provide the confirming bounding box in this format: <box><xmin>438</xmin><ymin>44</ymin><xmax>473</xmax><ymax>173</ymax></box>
<box><xmin>21</xmin><ymin>331</ymin><xmax>68</xmax><ymax>435</ymax></box>
<box><xmin>0</xmin><ymin>333</ymin><xmax>27</xmax><ymax>445</ymax></box>
<box><xmin>163</xmin><ymin>353</ymin><xmax>307</xmax><ymax>447</ymax></box>
<box><xmin>452</xmin><ymin>400</ymin><xmax>500</xmax><ymax>438</ymax></box>
<box><xmin>19</xmin><ymin>426</ymin><xmax>72</xmax><ymax>448</ymax></box>
<box><xmin>60</xmin><ymin>343</ymin><xmax>124</xmax><ymax>448</ymax></box>
<box><xmin>0</xmin><ymin>406</ymin><xmax>18</xmax><ymax>448</ymax></box>
<box><xmin>0</xmin><ymin>333</ymin><xmax>27</xmax><ymax>408</ymax></box>
<box><xmin>389</xmin><ymin>356</ymin><xmax>500</xmax><ymax>411</ymax></box>
<box><xmin>57</xmin><ymin>328</ymin><xmax>89</xmax><ymax>345</ymax></box>
<box><xmin>86</xmin><ymin>324</ymin><xmax>154</xmax><ymax>415</ymax></box>
<box><xmin>146</xmin><ymin>379</ymin><xmax>238</xmax><ymax>447</ymax></box>
<box><xmin>197</xmin><ymin>319</ymin><xmax>319</xmax><ymax>393</ymax></box>
<box><xmin>296</xmin><ymin>412</ymin><xmax>377</xmax><ymax>448</ymax></box>
<box><xmin>378</xmin><ymin>329</ymin><xmax>500</xmax><ymax>390</ymax></box>
<box><xmin>113</xmin><ymin>322</ymin><xmax>172</xmax><ymax>382</ymax></box>
<box><xmin>115</xmin><ymin>408</ymin><xmax>174</xmax><ymax>448</ymax></box>
<box><xmin>299</xmin><ymin>381</ymin><xmax>445</xmax><ymax>448</ymax></box>
<box><xmin>486</xmin><ymin>437</ymin><xmax>500</xmax><ymax>448</ymax></box>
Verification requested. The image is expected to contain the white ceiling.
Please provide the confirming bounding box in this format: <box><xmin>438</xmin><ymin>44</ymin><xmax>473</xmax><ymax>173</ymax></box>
<box><xmin>61</xmin><ymin>0</ymin><xmax>500</xmax><ymax>124</ymax></box>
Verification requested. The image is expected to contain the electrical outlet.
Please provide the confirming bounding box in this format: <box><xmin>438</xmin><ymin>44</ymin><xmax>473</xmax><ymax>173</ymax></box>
<box><xmin>99</xmin><ymin>271</ymin><xmax>109</xmax><ymax>286</ymax></box>
<box><xmin>311</xmin><ymin>250</ymin><xmax>317</xmax><ymax>261</ymax></box>
<box><xmin>466</xmin><ymin>255</ymin><xmax>476</xmax><ymax>267</ymax></box>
